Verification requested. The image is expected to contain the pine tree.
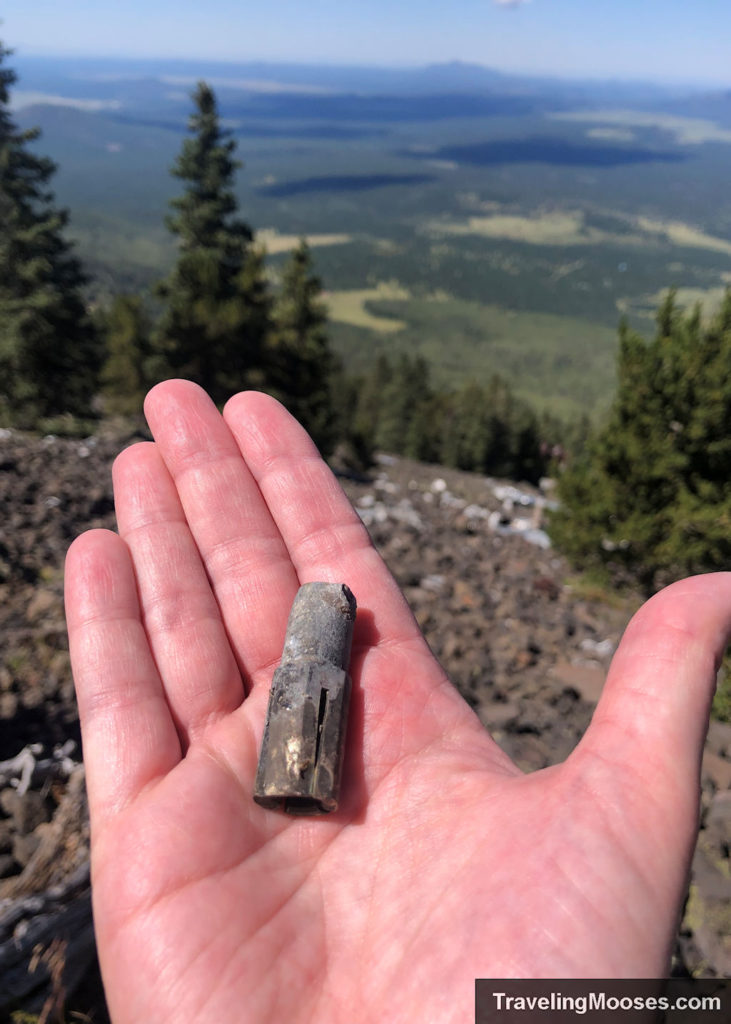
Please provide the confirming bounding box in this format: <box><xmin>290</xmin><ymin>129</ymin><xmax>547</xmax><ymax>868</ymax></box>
<box><xmin>351</xmin><ymin>354</ymin><xmax>391</xmax><ymax>448</ymax></box>
<box><xmin>481</xmin><ymin>374</ymin><xmax>524</xmax><ymax>479</ymax></box>
<box><xmin>435</xmin><ymin>375</ymin><xmax>545</xmax><ymax>481</ymax></box>
<box><xmin>100</xmin><ymin>295</ymin><xmax>153</xmax><ymax>416</ymax></box>
<box><xmin>439</xmin><ymin>382</ymin><xmax>494</xmax><ymax>472</ymax></box>
<box><xmin>269</xmin><ymin>240</ymin><xmax>337</xmax><ymax>454</ymax></box>
<box><xmin>327</xmin><ymin>365</ymin><xmax>375</xmax><ymax>471</ymax></box>
<box><xmin>508</xmin><ymin>402</ymin><xmax>545</xmax><ymax>484</ymax></box>
<box><xmin>375</xmin><ymin>354</ymin><xmax>433</xmax><ymax>455</ymax></box>
<box><xmin>550</xmin><ymin>291</ymin><xmax>731</xmax><ymax>591</ymax></box>
<box><xmin>334</xmin><ymin>354</ymin><xmax>393</xmax><ymax>470</ymax></box>
<box><xmin>154</xmin><ymin>82</ymin><xmax>270</xmax><ymax>404</ymax></box>
<box><xmin>0</xmin><ymin>40</ymin><xmax>101</xmax><ymax>426</ymax></box>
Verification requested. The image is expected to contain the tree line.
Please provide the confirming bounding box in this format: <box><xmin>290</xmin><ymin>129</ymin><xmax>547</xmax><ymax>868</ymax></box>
<box><xmin>1</xmin><ymin>38</ymin><xmax>729</xmax><ymax>598</ymax></box>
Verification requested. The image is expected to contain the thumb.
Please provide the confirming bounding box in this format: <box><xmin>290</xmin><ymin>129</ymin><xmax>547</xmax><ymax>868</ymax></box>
<box><xmin>570</xmin><ymin>571</ymin><xmax>731</xmax><ymax>866</ymax></box>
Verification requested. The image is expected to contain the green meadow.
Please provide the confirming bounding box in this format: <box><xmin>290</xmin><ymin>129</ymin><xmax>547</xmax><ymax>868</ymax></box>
<box><xmin>326</xmin><ymin>288</ymin><xmax>618</xmax><ymax>418</ymax></box>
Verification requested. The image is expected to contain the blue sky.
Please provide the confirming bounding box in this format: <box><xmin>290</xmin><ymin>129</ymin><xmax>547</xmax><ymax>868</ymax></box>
<box><xmin>3</xmin><ymin>0</ymin><xmax>731</xmax><ymax>85</ymax></box>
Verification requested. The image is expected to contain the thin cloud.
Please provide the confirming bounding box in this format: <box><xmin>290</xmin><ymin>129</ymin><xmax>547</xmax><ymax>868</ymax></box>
<box><xmin>493</xmin><ymin>0</ymin><xmax>531</xmax><ymax>7</ymax></box>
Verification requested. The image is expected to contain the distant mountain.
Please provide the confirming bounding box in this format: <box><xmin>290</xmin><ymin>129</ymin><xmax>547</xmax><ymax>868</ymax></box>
<box><xmin>661</xmin><ymin>89</ymin><xmax>731</xmax><ymax>127</ymax></box>
<box><xmin>11</xmin><ymin>54</ymin><xmax>695</xmax><ymax>112</ymax></box>
<box><xmin>12</xmin><ymin>55</ymin><xmax>514</xmax><ymax>99</ymax></box>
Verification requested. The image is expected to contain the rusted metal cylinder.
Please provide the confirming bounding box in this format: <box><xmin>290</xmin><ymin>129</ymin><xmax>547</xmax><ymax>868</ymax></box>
<box><xmin>254</xmin><ymin>582</ymin><xmax>356</xmax><ymax>814</ymax></box>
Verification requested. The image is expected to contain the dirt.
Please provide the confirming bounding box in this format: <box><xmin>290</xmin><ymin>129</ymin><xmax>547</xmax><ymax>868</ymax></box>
<box><xmin>0</xmin><ymin>426</ymin><xmax>729</xmax><ymax>1017</ymax></box>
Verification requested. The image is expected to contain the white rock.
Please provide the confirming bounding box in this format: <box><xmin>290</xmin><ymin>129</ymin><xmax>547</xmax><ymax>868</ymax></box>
<box><xmin>440</xmin><ymin>492</ymin><xmax>465</xmax><ymax>509</ymax></box>
<box><xmin>421</xmin><ymin>574</ymin><xmax>445</xmax><ymax>591</ymax></box>
<box><xmin>374</xmin><ymin>502</ymin><xmax>389</xmax><ymax>523</ymax></box>
<box><xmin>487</xmin><ymin>510</ymin><xmax>503</xmax><ymax>529</ymax></box>
<box><xmin>522</xmin><ymin>528</ymin><xmax>552</xmax><ymax>549</ymax></box>
<box><xmin>493</xmin><ymin>483</ymin><xmax>535</xmax><ymax>507</ymax></box>
<box><xmin>580</xmin><ymin>637</ymin><xmax>616</xmax><ymax>658</ymax></box>
<box><xmin>392</xmin><ymin>499</ymin><xmax>422</xmax><ymax>529</ymax></box>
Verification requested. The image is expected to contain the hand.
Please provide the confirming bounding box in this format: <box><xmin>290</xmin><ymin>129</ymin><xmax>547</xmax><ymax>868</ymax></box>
<box><xmin>65</xmin><ymin>380</ymin><xmax>731</xmax><ymax>1024</ymax></box>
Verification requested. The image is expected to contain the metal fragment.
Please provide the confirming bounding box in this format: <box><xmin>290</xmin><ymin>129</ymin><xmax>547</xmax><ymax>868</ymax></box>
<box><xmin>254</xmin><ymin>582</ymin><xmax>356</xmax><ymax>814</ymax></box>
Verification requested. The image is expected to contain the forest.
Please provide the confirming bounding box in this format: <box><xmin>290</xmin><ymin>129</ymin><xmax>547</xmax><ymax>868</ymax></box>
<box><xmin>2</xmin><ymin>39</ymin><xmax>730</xmax><ymax>606</ymax></box>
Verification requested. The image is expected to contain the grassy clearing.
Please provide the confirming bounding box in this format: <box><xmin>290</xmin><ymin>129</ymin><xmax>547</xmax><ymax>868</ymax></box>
<box><xmin>258</xmin><ymin>228</ymin><xmax>352</xmax><ymax>254</ymax></box>
<box><xmin>551</xmin><ymin>109</ymin><xmax>731</xmax><ymax>146</ymax></box>
<box><xmin>587</xmin><ymin>127</ymin><xmax>636</xmax><ymax>142</ymax></box>
<box><xmin>428</xmin><ymin>206</ymin><xmax>731</xmax><ymax>258</ymax></box>
<box><xmin>431</xmin><ymin>209</ymin><xmax>597</xmax><ymax>246</ymax></box>
<box><xmin>634</xmin><ymin>216</ymin><xmax>731</xmax><ymax>257</ymax></box>
<box><xmin>618</xmin><ymin>283</ymin><xmax>731</xmax><ymax>320</ymax></box>
<box><xmin>329</xmin><ymin>287</ymin><xmax>618</xmax><ymax>418</ymax></box>
<box><xmin>326</xmin><ymin>281</ymin><xmax>411</xmax><ymax>332</ymax></box>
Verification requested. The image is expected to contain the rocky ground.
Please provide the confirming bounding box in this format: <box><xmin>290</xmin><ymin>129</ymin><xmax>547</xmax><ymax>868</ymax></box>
<box><xmin>0</xmin><ymin>426</ymin><xmax>729</xmax><ymax>1018</ymax></box>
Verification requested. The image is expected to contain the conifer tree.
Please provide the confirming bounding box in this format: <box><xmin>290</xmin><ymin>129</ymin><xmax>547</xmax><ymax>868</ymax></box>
<box><xmin>154</xmin><ymin>82</ymin><xmax>269</xmax><ymax>404</ymax></box>
<box><xmin>550</xmin><ymin>291</ymin><xmax>731</xmax><ymax>591</ymax></box>
<box><xmin>439</xmin><ymin>381</ymin><xmax>494</xmax><ymax>472</ymax></box>
<box><xmin>375</xmin><ymin>354</ymin><xmax>433</xmax><ymax>455</ymax></box>
<box><xmin>435</xmin><ymin>375</ymin><xmax>545</xmax><ymax>481</ymax></box>
<box><xmin>507</xmin><ymin>402</ymin><xmax>545</xmax><ymax>484</ymax></box>
<box><xmin>0</xmin><ymin>40</ymin><xmax>101</xmax><ymax>426</ymax></box>
<box><xmin>351</xmin><ymin>353</ymin><xmax>391</xmax><ymax>448</ymax></box>
<box><xmin>328</xmin><ymin>366</ymin><xmax>376</xmax><ymax>470</ymax></box>
<box><xmin>481</xmin><ymin>374</ymin><xmax>524</xmax><ymax>479</ymax></box>
<box><xmin>403</xmin><ymin>390</ymin><xmax>441</xmax><ymax>463</ymax></box>
<box><xmin>332</xmin><ymin>353</ymin><xmax>393</xmax><ymax>469</ymax></box>
<box><xmin>100</xmin><ymin>295</ymin><xmax>153</xmax><ymax>416</ymax></box>
<box><xmin>269</xmin><ymin>240</ymin><xmax>337</xmax><ymax>454</ymax></box>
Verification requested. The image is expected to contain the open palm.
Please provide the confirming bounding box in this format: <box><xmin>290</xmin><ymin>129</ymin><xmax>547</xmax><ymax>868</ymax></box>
<box><xmin>65</xmin><ymin>380</ymin><xmax>731</xmax><ymax>1023</ymax></box>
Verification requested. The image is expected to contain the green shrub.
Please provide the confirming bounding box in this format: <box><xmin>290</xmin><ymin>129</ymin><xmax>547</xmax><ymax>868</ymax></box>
<box><xmin>551</xmin><ymin>291</ymin><xmax>731</xmax><ymax>593</ymax></box>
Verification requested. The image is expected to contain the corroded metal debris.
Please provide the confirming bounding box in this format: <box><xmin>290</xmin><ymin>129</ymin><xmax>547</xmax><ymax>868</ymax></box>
<box><xmin>254</xmin><ymin>582</ymin><xmax>356</xmax><ymax>814</ymax></box>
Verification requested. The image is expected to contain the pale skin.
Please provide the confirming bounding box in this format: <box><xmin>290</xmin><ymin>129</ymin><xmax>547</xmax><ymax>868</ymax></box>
<box><xmin>64</xmin><ymin>379</ymin><xmax>731</xmax><ymax>1024</ymax></box>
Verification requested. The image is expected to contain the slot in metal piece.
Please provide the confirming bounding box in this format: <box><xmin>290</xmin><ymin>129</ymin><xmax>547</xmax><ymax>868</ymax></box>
<box><xmin>253</xmin><ymin>582</ymin><xmax>356</xmax><ymax>814</ymax></box>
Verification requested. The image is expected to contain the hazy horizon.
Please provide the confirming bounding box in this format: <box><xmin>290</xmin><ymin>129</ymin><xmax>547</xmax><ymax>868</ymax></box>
<box><xmin>7</xmin><ymin>52</ymin><xmax>726</xmax><ymax>94</ymax></box>
<box><xmin>4</xmin><ymin>0</ymin><xmax>731</xmax><ymax>89</ymax></box>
